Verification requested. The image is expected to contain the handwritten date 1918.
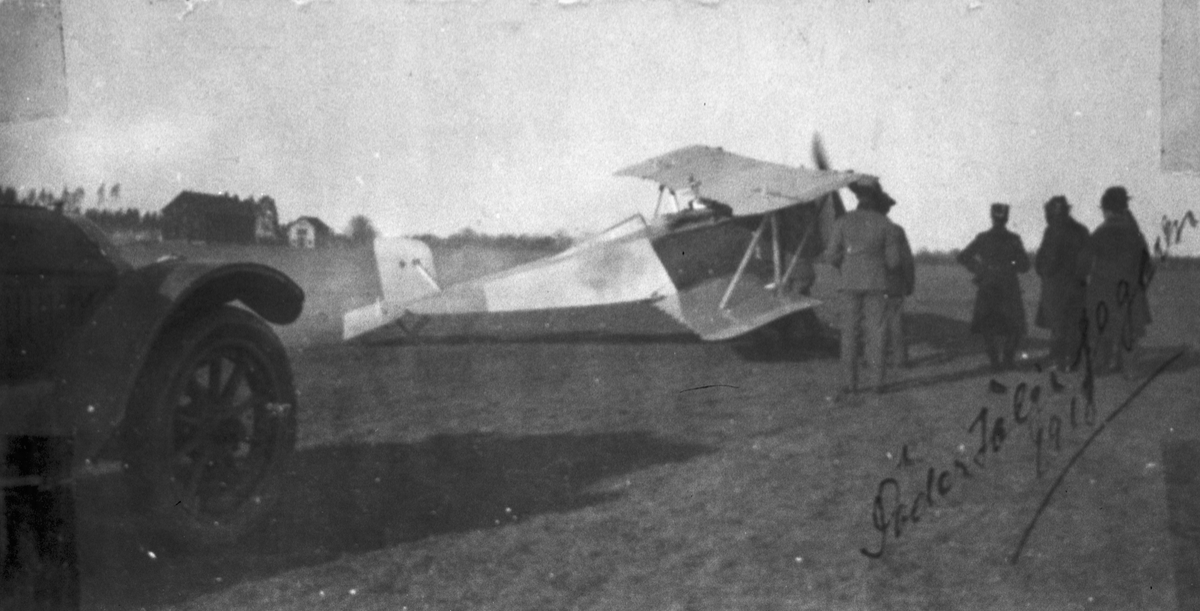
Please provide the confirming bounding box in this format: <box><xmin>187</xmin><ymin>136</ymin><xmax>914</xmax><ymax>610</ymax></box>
<box><xmin>861</xmin><ymin>375</ymin><xmax>1099</xmax><ymax>559</ymax></box>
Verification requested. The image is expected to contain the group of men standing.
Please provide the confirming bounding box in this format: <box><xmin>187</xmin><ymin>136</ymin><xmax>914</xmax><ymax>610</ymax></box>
<box><xmin>821</xmin><ymin>183</ymin><xmax>1153</xmax><ymax>397</ymax></box>
<box><xmin>957</xmin><ymin>186</ymin><xmax>1153</xmax><ymax>376</ymax></box>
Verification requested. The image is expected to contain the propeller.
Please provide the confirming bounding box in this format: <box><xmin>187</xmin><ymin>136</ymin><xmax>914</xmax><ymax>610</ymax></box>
<box><xmin>811</xmin><ymin>133</ymin><xmax>847</xmax><ymax>218</ymax></box>
<box><xmin>812</xmin><ymin>133</ymin><xmax>832</xmax><ymax>172</ymax></box>
<box><xmin>813</xmin><ymin>132</ymin><xmax>893</xmax><ymax>214</ymax></box>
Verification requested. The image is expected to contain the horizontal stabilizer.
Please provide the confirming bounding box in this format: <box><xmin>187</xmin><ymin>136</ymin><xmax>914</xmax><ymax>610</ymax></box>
<box><xmin>343</xmin><ymin>300</ymin><xmax>394</xmax><ymax>341</ymax></box>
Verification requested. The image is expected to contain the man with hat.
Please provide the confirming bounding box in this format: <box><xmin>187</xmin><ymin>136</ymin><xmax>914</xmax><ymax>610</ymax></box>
<box><xmin>1035</xmin><ymin>195</ymin><xmax>1091</xmax><ymax>371</ymax></box>
<box><xmin>880</xmin><ymin>194</ymin><xmax>915</xmax><ymax>369</ymax></box>
<box><xmin>823</xmin><ymin>178</ymin><xmax>903</xmax><ymax>395</ymax></box>
<box><xmin>1086</xmin><ymin>186</ymin><xmax>1153</xmax><ymax>376</ymax></box>
<box><xmin>957</xmin><ymin>203</ymin><xmax>1031</xmax><ymax>371</ymax></box>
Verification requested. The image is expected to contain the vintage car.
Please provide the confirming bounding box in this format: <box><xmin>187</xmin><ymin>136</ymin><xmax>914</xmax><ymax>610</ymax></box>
<box><xmin>0</xmin><ymin>203</ymin><xmax>303</xmax><ymax>548</ymax></box>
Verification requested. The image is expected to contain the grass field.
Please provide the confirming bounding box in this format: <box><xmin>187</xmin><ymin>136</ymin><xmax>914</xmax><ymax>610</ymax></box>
<box><xmin>80</xmin><ymin>244</ymin><xmax>1200</xmax><ymax>610</ymax></box>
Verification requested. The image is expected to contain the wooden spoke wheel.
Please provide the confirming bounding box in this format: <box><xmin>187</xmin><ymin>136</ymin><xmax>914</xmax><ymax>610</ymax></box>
<box><xmin>124</xmin><ymin>306</ymin><xmax>297</xmax><ymax>547</ymax></box>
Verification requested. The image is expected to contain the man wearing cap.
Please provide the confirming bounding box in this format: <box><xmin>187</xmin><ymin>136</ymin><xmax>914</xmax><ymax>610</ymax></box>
<box><xmin>881</xmin><ymin>197</ymin><xmax>915</xmax><ymax>369</ymax></box>
<box><xmin>822</xmin><ymin>180</ymin><xmax>902</xmax><ymax>395</ymax></box>
<box><xmin>957</xmin><ymin>203</ymin><xmax>1031</xmax><ymax>371</ymax></box>
<box><xmin>1086</xmin><ymin>186</ymin><xmax>1153</xmax><ymax>376</ymax></box>
<box><xmin>1035</xmin><ymin>196</ymin><xmax>1091</xmax><ymax>371</ymax></box>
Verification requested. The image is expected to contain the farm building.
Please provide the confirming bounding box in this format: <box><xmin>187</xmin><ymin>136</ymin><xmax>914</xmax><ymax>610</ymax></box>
<box><xmin>286</xmin><ymin>216</ymin><xmax>333</xmax><ymax>248</ymax></box>
<box><xmin>161</xmin><ymin>191</ymin><xmax>257</xmax><ymax>244</ymax></box>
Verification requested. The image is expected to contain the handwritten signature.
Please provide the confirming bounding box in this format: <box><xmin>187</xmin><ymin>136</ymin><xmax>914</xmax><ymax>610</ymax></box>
<box><xmin>859</xmin><ymin>366</ymin><xmax>1098</xmax><ymax>559</ymax></box>
<box><xmin>861</xmin><ymin>246</ymin><xmax>1182</xmax><ymax>561</ymax></box>
<box><xmin>1153</xmin><ymin>210</ymin><xmax>1197</xmax><ymax>262</ymax></box>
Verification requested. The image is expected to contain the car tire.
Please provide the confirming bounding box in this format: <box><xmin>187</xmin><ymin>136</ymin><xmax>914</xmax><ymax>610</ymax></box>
<box><xmin>122</xmin><ymin>305</ymin><xmax>297</xmax><ymax>548</ymax></box>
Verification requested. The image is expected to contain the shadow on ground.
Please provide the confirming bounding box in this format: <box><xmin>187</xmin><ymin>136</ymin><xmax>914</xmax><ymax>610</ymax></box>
<box><xmin>885</xmin><ymin>343</ymin><xmax>1198</xmax><ymax>395</ymax></box>
<box><xmin>364</xmin><ymin>331</ymin><xmax>701</xmax><ymax>347</ymax></box>
<box><xmin>76</xmin><ymin>431</ymin><xmax>712</xmax><ymax>609</ymax></box>
<box><xmin>733</xmin><ymin>311</ymin><xmax>1051</xmax><ymax>366</ymax></box>
<box><xmin>903</xmin><ymin>312</ymin><xmax>1051</xmax><ymax>366</ymax></box>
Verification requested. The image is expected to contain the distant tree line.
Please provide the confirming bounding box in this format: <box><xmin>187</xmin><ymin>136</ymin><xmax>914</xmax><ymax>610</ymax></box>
<box><xmin>345</xmin><ymin>214</ymin><xmax>377</xmax><ymax>246</ymax></box>
<box><xmin>911</xmin><ymin>247</ymin><xmax>1199</xmax><ymax>268</ymax></box>
<box><xmin>912</xmin><ymin>249</ymin><xmax>961</xmax><ymax>266</ymax></box>
<box><xmin>2</xmin><ymin>183</ymin><xmax>163</xmax><ymax>236</ymax></box>
<box><xmin>83</xmin><ymin>208</ymin><xmax>162</xmax><ymax>233</ymax></box>
<box><xmin>411</xmin><ymin>227</ymin><xmax>574</xmax><ymax>252</ymax></box>
<box><xmin>2</xmin><ymin>183</ymin><xmax>122</xmax><ymax>210</ymax></box>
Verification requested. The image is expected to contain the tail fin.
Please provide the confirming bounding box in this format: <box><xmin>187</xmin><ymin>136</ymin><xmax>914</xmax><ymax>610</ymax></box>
<box><xmin>374</xmin><ymin>236</ymin><xmax>440</xmax><ymax>305</ymax></box>
<box><xmin>343</xmin><ymin>237</ymin><xmax>440</xmax><ymax>340</ymax></box>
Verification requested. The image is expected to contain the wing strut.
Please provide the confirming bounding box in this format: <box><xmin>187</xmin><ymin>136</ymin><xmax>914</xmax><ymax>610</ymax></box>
<box><xmin>780</xmin><ymin>196</ymin><xmax>824</xmax><ymax>288</ymax></box>
<box><xmin>718</xmin><ymin>214</ymin><xmax>769</xmax><ymax>310</ymax></box>
<box><xmin>771</xmin><ymin>212</ymin><xmax>782</xmax><ymax>295</ymax></box>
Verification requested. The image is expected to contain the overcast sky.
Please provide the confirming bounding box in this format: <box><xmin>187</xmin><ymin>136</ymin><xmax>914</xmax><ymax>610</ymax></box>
<box><xmin>2</xmin><ymin>0</ymin><xmax>1198</xmax><ymax>254</ymax></box>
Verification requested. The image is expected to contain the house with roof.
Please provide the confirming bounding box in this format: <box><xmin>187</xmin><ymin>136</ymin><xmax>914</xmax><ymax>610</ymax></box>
<box><xmin>285</xmin><ymin>216</ymin><xmax>333</xmax><ymax>249</ymax></box>
<box><xmin>161</xmin><ymin>191</ymin><xmax>258</xmax><ymax>244</ymax></box>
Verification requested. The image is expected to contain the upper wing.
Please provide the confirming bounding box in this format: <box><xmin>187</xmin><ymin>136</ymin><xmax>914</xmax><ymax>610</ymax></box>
<box><xmin>615</xmin><ymin>145</ymin><xmax>873</xmax><ymax>216</ymax></box>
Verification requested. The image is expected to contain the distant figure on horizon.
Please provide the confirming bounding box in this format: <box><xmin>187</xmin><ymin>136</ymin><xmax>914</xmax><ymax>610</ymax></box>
<box><xmin>957</xmin><ymin>203</ymin><xmax>1031</xmax><ymax>371</ymax></box>
<box><xmin>822</xmin><ymin>179</ymin><xmax>902</xmax><ymax>396</ymax></box>
<box><xmin>1086</xmin><ymin>186</ymin><xmax>1153</xmax><ymax>377</ymax></box>
<box><xmin>1035</xmin><ymin>195</ymin><xmax>1090</xmax><ymax>372</ymax></box>
<box><xmin>880</xmin><ymin>195</ymin><xmax>915</xmax><ymax>369</ymax></box>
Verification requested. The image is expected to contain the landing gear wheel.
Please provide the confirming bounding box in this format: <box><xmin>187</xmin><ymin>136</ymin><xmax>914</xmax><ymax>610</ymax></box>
<box><xmin>770</xmin><ymin>310</ymin><xmax>824</xmax><ymax>345</ymax></box>
<box><xmin>736</xmin><ymin>310</ymin><xmax>832</xmax><ymax>359</ymax></box>
<box><xmin>123</xmin><ymin>306</ymin><xmax>297</xmax><ymax>548</ymax></box>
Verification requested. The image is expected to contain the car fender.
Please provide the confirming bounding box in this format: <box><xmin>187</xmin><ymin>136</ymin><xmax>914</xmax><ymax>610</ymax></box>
<box><xmin>48</xmin><ymin>260</ymin><xmax>304</xmax><ymax>468</ymax></box>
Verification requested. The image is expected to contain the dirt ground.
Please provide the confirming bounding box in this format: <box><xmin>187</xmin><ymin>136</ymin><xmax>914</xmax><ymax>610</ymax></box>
<box><xmin>76</xmin><ymin>252</ymin><xmax>1200</xmax><ymax>610</ymax></box>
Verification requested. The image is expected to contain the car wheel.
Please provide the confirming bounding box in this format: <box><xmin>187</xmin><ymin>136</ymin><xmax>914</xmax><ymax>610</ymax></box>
<box><xmin>123</xmin><ymin>305</ymin><xmax>297</xmax><ymax>548</ymax></box>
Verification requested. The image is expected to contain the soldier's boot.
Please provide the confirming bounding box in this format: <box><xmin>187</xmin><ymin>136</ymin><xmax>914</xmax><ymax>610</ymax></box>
<box><xmin>983</xmin><ymin>335</ymin><xmax>1003</xmax><ymax>371</ymax></box>
<box><xmin>1002</xmin><ymin>335</ymin><xmax>1020</xmax><ymax>370</ymax></box>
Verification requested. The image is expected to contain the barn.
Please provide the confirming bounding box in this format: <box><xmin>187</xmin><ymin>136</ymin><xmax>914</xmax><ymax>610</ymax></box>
<box><xmin>161</xmin><ymin>191</ymin><xmax>257</xmax><ymax>244</ymax></box>
<box><xmin>286</xmin><ymin>216</ymin><xmax>333</xmax><ymax>249</ymax></box>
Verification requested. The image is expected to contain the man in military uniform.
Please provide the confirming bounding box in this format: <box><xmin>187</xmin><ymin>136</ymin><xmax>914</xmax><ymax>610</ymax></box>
<box><xmin>1034</xmin><ymin>195</ymin><xmax>1090</xmax><ymax>372</ymax></box>
<box><xmin>822</xmin><ymin>181</ymin><xmax>902</xmax><ymax>395</ymax></box>
<box><xmin>881</xmin><ymin>197</ymin><xmax>915</xmax><ymax>369</ymax></box>
<box><xmin>1086</xmin><ymin>186</ymin><xmax>1153</xmax><ymax>376</ymax></box>
<box><xmin>957</xmin><ymin>203</ymin><xmax>1031</xmax><ymax>371</ymax></box>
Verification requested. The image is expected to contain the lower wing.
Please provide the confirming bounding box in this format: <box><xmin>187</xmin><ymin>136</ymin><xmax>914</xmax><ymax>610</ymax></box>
<box><xmin>653</xmin><ymin>270</ymin><xmax>820</xmax><ymax>341</ymax></box>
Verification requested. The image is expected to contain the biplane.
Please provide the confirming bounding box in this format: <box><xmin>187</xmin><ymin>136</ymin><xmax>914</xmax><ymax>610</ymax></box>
<box><xmin>343</xmin><ymin>138</ymin><xmax>879</xmax><ymax>345</ymax></box>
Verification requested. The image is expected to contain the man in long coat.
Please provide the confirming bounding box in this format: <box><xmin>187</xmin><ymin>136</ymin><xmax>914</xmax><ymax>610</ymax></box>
<box><xmin>957</xmin><ymin>203</ymin><xmax>1031</xmax><ymax>371</ymax></box>
<box><xmin>1086</xmin><ymin>186</ymin><xmax>1153</xmax><ymax>375</ymax></box>
<box><xmin>1035</xmin><ymin>196</ymin><xmax>1090</xmax><ymax>371</ymax></box>
<box><xmin>822</xmin><ymin>182</ymin><xmax>902</xmax><ymax>394</ymax></box>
